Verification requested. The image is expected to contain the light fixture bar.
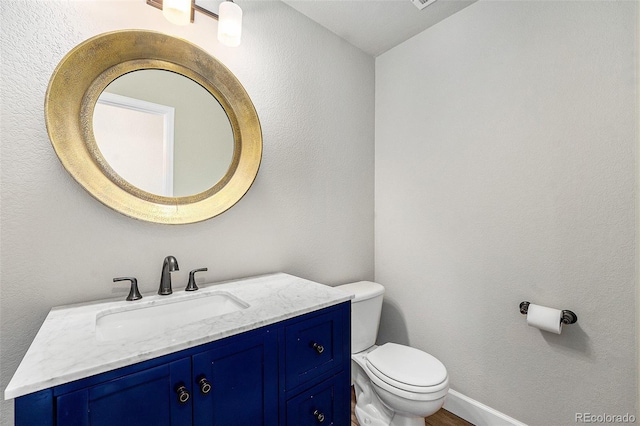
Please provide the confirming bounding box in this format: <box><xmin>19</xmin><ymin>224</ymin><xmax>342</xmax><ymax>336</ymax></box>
<box><xmin>194</xmin><ymin>3</ymin><xmax>219</xmax><ymax>20</ymax></box>
<box><xmin>147</xmin><ymin>0</ymin><xmax>242</xmax><ymax>47</ymax></box>
<box><xmin>146</xmin><ymin>0</ymin><xmax>217</xmax><ymax>22</ymax></box>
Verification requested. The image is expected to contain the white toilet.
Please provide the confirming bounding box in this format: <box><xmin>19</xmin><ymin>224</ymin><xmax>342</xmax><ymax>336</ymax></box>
<box><xmin>336</xmin><ymin>281</ymin><xmax>449</xmax><ymax>426</ymax></box>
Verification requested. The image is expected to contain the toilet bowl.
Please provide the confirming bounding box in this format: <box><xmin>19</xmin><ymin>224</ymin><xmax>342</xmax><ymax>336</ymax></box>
<box><xmin>337</xmin><ymin>282</ymin><xmax>449</xmax><ymax>426</ymax></box>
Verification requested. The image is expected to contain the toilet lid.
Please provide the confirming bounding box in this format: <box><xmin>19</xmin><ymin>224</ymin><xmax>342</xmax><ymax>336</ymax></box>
<box><xmin>366</xmin><ymin>343</ymin><xmax>447</xmax><ymax>389</ymax></box>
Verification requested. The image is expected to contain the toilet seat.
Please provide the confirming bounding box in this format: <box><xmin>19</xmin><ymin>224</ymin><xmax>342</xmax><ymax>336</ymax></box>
<box><xmin>365</xmin><ymin>343</ymin><xmax>448</xmax><ymax>396</ymax></box>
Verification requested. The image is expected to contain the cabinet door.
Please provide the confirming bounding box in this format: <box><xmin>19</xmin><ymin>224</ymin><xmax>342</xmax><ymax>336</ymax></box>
<box><xmin>56</xmin><ymin>358</ymin><xmax>192</xmax><ymax>426</ymax></box>
<box><xmin>284</xmin><ymin>370</ymin><xmax>350</xmax><ymax>426</ymax></box>
<box><xmin>283</xmin><ymin>308</ymin><xmax>344</xmax><ymax>391</ymax></box>
<box><xmin>192</xmin><ymin>330</ymin><xmax>278</xmax><ymax>426</ymax></box>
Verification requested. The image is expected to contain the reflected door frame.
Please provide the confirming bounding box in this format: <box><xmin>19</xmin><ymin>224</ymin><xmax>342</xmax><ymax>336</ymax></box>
<box><xmin>95</xmin><ymin>92</ymin><xmax>175</xmax><ymax>196</ymax></box>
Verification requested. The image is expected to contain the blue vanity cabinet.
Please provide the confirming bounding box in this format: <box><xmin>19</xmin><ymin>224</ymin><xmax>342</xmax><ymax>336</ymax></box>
<box><xmin>14</xmin><ymin>302</ymin><xmax>350</xmax><ymax>426</ymax></box>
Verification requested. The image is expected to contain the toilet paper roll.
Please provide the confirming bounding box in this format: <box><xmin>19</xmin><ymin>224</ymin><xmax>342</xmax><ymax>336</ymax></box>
<box><xmin>526</xmin><ymin>303</ymin><xmax>562</xmax><ymax>334</ymax></box>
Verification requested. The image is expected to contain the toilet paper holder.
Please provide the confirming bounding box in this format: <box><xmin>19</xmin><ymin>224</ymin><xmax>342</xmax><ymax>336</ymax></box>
<box><xmin>519</xmin><ymin>301</ymin><xmax>577</xmax><ymax>325</ymax></box>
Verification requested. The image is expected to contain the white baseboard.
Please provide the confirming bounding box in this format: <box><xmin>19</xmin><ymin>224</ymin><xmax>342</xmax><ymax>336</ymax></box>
<box><xmin>443</xmin><ymin>389</ymin><xmax>527</xmax><ymax>426</ymax></box>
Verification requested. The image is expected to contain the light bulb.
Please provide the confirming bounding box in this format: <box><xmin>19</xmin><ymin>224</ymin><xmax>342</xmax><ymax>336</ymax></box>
<box><xmin>217</xmin><ymin>1</ymin><xmax>242</xmax><ymax>47</ymax></box>
<box><xmin>163</xmin><ymin>0</ymin><xmax>191</xmax><ymax>26</ymax></box>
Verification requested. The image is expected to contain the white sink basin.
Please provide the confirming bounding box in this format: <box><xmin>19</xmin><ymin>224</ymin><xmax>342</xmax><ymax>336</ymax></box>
<box><xmin>96</xmin><ymin>291</ymin><xmax>249</xmax><ymax>341</ymax></box>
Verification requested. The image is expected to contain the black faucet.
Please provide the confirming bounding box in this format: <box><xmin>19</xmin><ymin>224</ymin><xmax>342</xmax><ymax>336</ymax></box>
<box><xmin>158</xmin><ymin>255</ymin><xmax>179</xmax><ymax>295</ymax></box>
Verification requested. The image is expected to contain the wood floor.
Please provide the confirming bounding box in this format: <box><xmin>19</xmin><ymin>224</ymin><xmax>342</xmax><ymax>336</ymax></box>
<box><xmin>350</xmin><ymin>387</ymin><xmax>473</xmax><ymax>426</ymax></box>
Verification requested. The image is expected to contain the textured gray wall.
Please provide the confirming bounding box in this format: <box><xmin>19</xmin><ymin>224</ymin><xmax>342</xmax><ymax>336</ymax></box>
<box><xmin>375</xmin><ymin>2</ymin><xmax>637</xmax><ymax>425</ymax></box>
<box><xmin>0</xmin><ymin>1</ymin><xmax>374</xmax><ymax>424</ymax></box>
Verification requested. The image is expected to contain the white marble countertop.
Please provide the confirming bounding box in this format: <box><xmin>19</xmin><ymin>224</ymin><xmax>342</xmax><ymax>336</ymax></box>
<box><xmin>5</xmin><ymin>273</ymin><xmax>352</xmax><ymax>399</ymax></box>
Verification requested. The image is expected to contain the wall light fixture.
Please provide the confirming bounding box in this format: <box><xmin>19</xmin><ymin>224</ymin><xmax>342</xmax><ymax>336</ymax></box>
<box><xmin>147</xmin><ymin>0</ymin><xmax>243</xmax><ymax>47</ymax></box>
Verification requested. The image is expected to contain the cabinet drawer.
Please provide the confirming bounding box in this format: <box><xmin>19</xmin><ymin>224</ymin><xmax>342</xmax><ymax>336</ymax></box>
<box><xmin>284</xmin><ymin>308</ymin><xmax>345</xmax><ymax>390</ymax></box>
<box><xmin>284</xmin><ymin>371</ymin><xmax>350</xmax><ymax>426</ymax></box>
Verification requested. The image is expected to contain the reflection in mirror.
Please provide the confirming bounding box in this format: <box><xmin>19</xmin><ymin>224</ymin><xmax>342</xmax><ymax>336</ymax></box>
<box><xmin>93</xmin><ymin>70</ymin><xmax>234</xmax><ymax>197</ymax></box>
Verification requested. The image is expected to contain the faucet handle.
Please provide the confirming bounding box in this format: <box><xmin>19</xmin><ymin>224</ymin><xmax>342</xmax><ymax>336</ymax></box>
<box><xmin>113</xmin><ymin>277</ymin><xmax>143</xmax><ymax>301</ymax></box>
<box><xmin>185</xmin><ymin>268</ymin><xmax>208</xmax><ymax>292</ymax></box>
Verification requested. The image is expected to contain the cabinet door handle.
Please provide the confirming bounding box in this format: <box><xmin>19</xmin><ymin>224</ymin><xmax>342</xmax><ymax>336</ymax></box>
<box><xmin>312</xmin><ymin>342</ymin><xmax>325</xmax><ymax>354</ymax></box>
<box><xmin>198</xmin><ymin>376</ymin><xmax>212</xmax><ymax>395</ymax></box>
<box><xmin>175</xmin><ymin>384</ymin><xmax>191</xmax><ymax>404</ymax></box>
<box><xmin>313</xmin><ymin>409</ymin><xmax>325</xmax><ymax>423</ymax></box>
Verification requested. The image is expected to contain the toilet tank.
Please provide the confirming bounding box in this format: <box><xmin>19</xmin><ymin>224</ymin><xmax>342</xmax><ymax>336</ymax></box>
<box><xmin>336</xmin><ymin>281</ymin><xmax>385</xmax><ymax>353</ymax></box>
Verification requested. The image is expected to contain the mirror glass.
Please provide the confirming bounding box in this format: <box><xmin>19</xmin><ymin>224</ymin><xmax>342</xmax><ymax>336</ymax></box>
<box><xmin>93</xmin><ymin>70</ymin><xmax>234</xmax><ymax>197</ymax></box>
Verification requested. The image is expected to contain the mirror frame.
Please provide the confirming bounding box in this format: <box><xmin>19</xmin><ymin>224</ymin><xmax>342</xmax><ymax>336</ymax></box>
<box><xmin>45</xmin><ymin>30</ymin><xmax>262</xmax><ymax>224</ymax></box>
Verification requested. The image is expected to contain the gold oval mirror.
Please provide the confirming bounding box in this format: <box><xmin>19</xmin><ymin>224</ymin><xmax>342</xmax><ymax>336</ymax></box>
<box><xmin>45</xmin><ymin>30</ymin><xmax>262</xmax><ymax>224</ymax></box>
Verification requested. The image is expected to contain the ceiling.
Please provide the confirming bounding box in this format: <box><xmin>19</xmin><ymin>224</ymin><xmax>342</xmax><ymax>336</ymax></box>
<box><xmin>280</xmin><ymin>0</ymin><xmax>477</xmax><ymax>57</ymax></box>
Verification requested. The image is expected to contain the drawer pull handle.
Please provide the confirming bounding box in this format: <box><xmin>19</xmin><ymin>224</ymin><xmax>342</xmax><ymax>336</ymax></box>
<box><xmin>312</xmin><ymin>342</ymin><xmax>325</xmax><ymax>354</ymax></box>
<box><xmin>175</xmin><ymin>385</ymin><xmax>190</xmax><ymax>404</ymax></box>
<box><xmin>313</xmin><ymin>409</ymin><xmax>325</xmax><ymax>423</ymax></box>
<box><xmin>198</xmin><ymin>376</ymin><xmax>212</xmax><ymax>395</ymax></box>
